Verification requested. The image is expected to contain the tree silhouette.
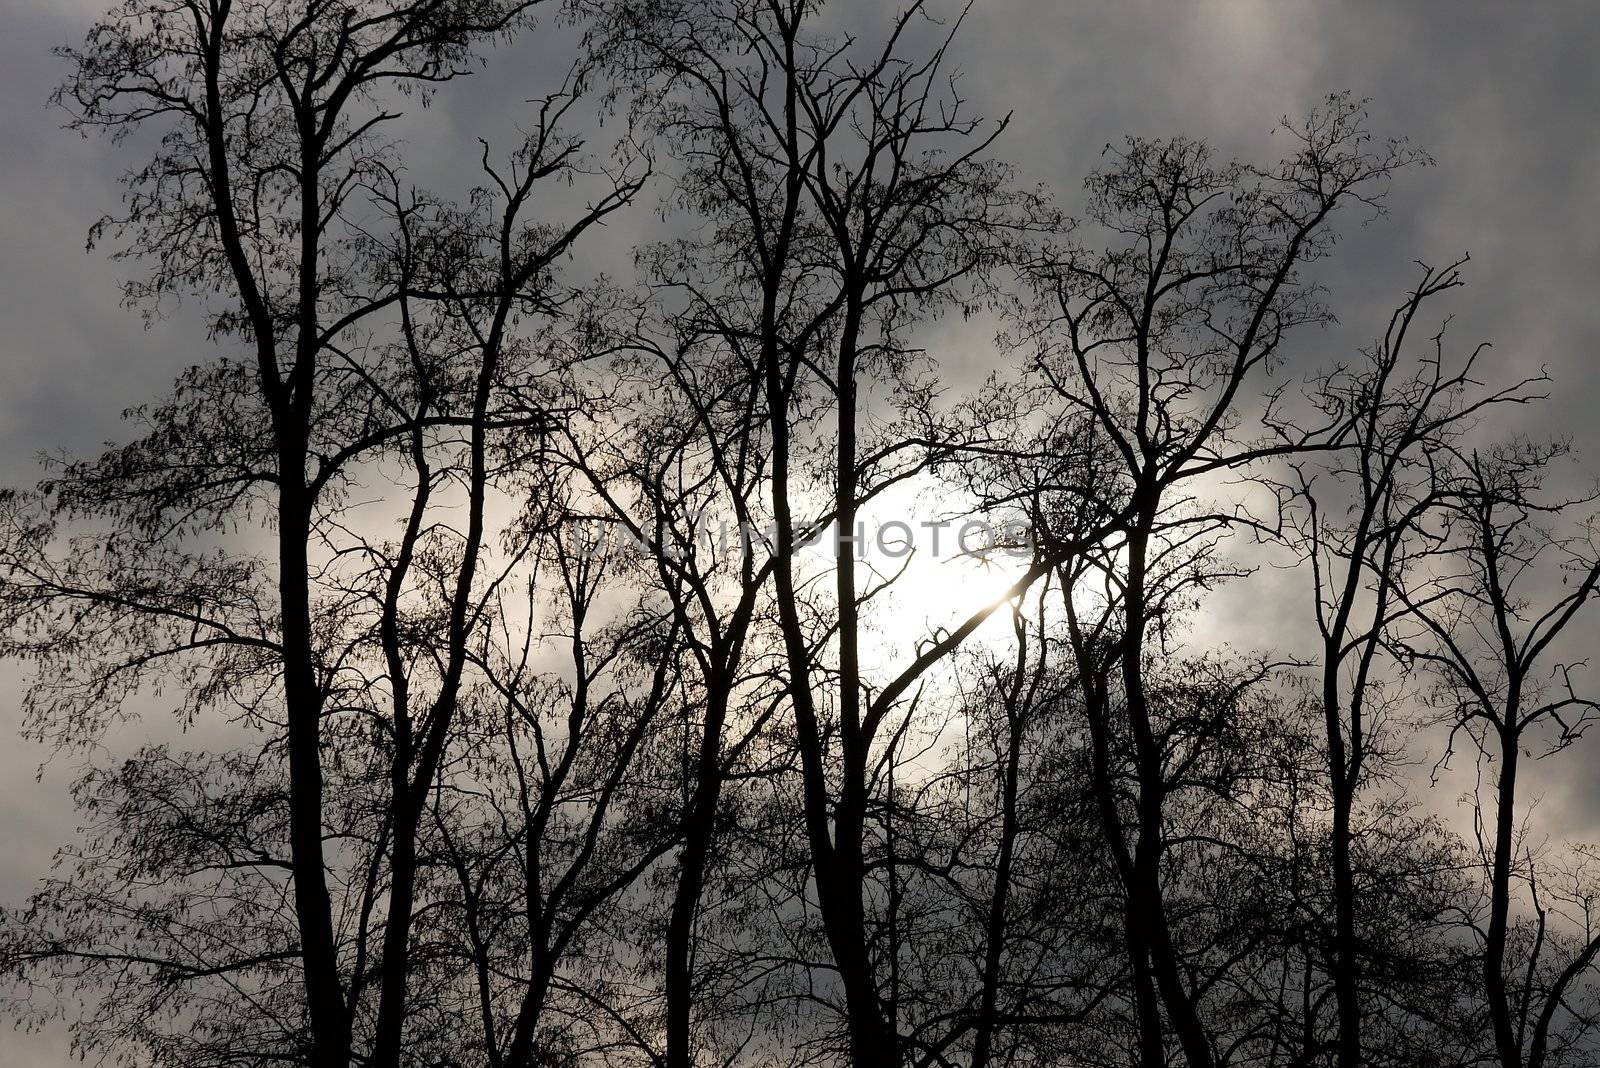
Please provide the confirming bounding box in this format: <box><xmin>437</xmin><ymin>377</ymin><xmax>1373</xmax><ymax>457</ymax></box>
<box><xmin>4</xmin><ymin>3</ymin><xmax>1600</xmax><ymax>1068</ymax></box>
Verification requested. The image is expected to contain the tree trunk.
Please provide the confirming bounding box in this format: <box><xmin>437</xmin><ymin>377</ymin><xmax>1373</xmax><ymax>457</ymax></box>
<box><xmin>665</xmin><ymin>686</ymin><xmax>730</xmax><ymax>1068</ymax></box>
<box><xmin>1324</xmin><ymin>663</ymin><xmax>1363</xmax><ymax>1068</ymax></box>
<box><xmin>1122</xmin><ymin>521</ymin><xmax>1215</xmax><ymax>1068</ymax></box>
<box><xmin>1486</xmin><ymin>719</ymin><xmax>1522</xmax><ymax>1068</ymax></box>
<box><xmin>279</xmin><ymin>477</ymin><xmax>351</xmax><ymax>1068</ymax></box>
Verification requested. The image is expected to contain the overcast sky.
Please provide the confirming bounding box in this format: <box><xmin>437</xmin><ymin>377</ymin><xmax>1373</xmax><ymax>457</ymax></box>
<box><xmin>3</xmin><ymin>2</ymin><xmax>1599</xmax><ymax>1063</ymax></box>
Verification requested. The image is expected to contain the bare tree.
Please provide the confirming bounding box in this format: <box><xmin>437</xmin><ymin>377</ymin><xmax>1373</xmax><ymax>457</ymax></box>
<box><xmin>1275</xmin><ymin>256</ymin><xmax>1542</xmax><ymax>1066</ymax></box>
<box><xmin>1392</xmin><ymin>441</ymin><xmax>1600</xmax><ymax>1068</ymax></box>
<box><xmin>2</xmin><ymin>3</ymin><xmax>645</xmax><ymax>1065</ymax></box>
<box><xmin>585</xmin><ymin>2</ymin><xmax>1065</xmax><ymax>1063</ymax></box>
<box><xmin>1023</xmin><ymin>96</ymin><xmax>1425</xmax><ymax>1068</ymax></box>
<box><xmin>6</xmin><ymin>5</ymin><xmax>1600</xmax><ymax>1068</ymax></box>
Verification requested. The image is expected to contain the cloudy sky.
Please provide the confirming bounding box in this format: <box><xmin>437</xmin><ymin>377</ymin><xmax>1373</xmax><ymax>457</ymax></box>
<box><xmin>2</xmin><ymin>2</ymin><xmax>1598</xmax><ymax>1063</ymax></box>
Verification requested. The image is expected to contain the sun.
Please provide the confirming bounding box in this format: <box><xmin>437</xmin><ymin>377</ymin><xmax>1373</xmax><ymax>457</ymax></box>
<box><xmin>841</xmin><ymin>480</ymin><xmax>1038</xmax><ymax>669</ymax></box>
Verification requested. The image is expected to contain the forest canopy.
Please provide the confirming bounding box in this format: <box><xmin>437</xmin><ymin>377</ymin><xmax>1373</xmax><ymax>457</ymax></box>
<box><xmin>3</xmin><ymin>3</ymin><xmax>1599</xmax><ymax>1068</ymax></box>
